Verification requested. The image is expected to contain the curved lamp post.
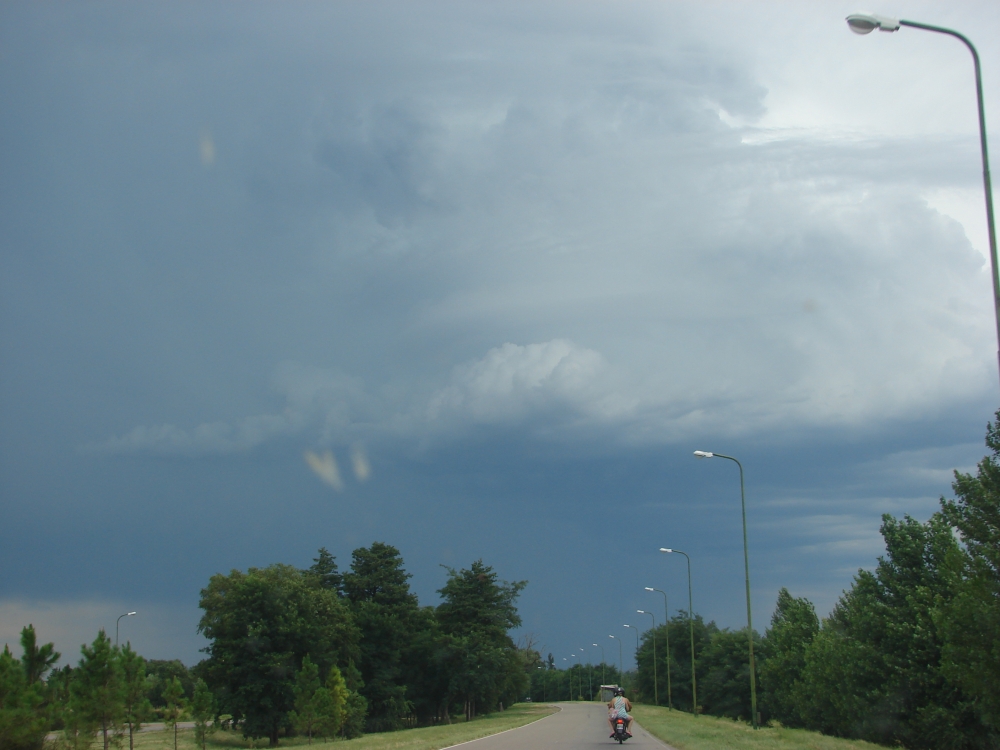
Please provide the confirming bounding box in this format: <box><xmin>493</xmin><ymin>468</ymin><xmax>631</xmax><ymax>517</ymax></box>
<box><xmin>846</xmin><ymin>12</ymin><xmax>999</xmax><ymax>385</ymax></box>
<box><xmin>623</xmin><ymin>625</ymin><xmax>640</xmax><ymax>694</ymax></box>
<box><xmin>593</xmin><ymin>642</ymin><xmax>606</xmax><ymax>687</ymax></box>
<box><xmin>637</xmin><ymin>609</ymin><xmax>658</xmax><ymax>705</ymax></box>
<box><xmin>116</xmin><ymin>611</ymin><xmax>136</xmax><ymax>647</ymax></box>
<box><xmin>609</xmin><ymin>634</ymin><xmax>623</xmax><ymax>690</ymax></box>
<box><xmin>694</xmin><ymin>450</ymin><xmax>758</xmax><ymax>728</ymax></box>
<box><xmin>645</xmin><ymin>587</ymin><xmax>672</xmax><ymax>709</ymax></box>
<box><xmin>580</xmin><ymin>648</ymin><xmax>593</xmax><ymax>700</ymax></box>
<box><xmin>660</xmin><ymin>548</ymin><xmax>698</xmax><ymax>717</ymax></box>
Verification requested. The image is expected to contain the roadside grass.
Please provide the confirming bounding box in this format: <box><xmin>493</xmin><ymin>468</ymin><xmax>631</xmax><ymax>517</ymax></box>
<box><xmin>632</xmin><ymin>705</ymin><xmax>886</xmax><ymax>750</ymax></box>
<box><xmin>98</xmin><ymin>703</ymin><xmax>557</xmax><ymax>750</ymax></box>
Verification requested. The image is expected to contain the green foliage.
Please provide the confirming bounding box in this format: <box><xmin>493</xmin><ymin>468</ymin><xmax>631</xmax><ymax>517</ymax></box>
<box><xmin>191</xmin><ymin>678</ymin><xmax>215</xmax><ymax>750</ymax></box>
<box><xmin>0</xmin><ymin>644</ymin><xmax>48</xmax><ymax>750</ymax></box>
<box><xmin>305</xmin><ymin>547</ymin><xmax>343</xmax><ymax>595</ymax></box>
<box><xmin>20</xmin><ymin>625</ymin><xmax>59</xmax><ymax>686</ymax></box>
<box><xmin>698</xmin><ymin>627</ymin><xmax>760</xmax><ymax>721</ymax></box>
<box><xmin>145</xmin><ymin>660</ymin><xmax>193</xmax><ymax>707</ymax></box>
<box><xmin>437</xmin><ymin>560</ymin><xmax>528</xmax><ymax>719</ymax></box>
<box><xmin>343</xmin><ymin>542</ymin><xmax>420</xmax><ymax>732</ymax></box>
<box><xmin>162</xmin><ymin>676</ymin><xmax>186</xmax><ymax>750</ymax></box>
<box><xmin>197</xmin><ymin>562</ymin><xmax>359</xmax><ymax>746</ymax></box>
<box><xmin>759</xmin><ymin>588</ymin><xmax>818</xmax><ymax>727</ymax></box>
<box><xmin>937</xmin><ymin>411</ymin><xmax>1000</xmax><ymax>732</ymax></box>
<box><xmin>795</xmin><ymin>514</ymin><xmax>991</xmax><ymax>748</ymax></box>
<box><xmin>636</xmin><ymin>615</ymin><xmax>715</xmax><ymax>714</ymax></box>
<box><xmin>70</xmin><ymin>630</ymin><xmax>124</xmax><ymax>750</ymax></box>
<box><xmin>120</xmin><ymin>643</ymin><xmax>152</xmax><ymax>750</ymax></box>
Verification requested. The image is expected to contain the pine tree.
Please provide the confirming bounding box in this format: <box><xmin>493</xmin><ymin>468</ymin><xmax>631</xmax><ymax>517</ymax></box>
<box><xmin>20</xmin><ymin>625</ymin><xmax>59</xmax><ymax>685</ymax></box>
<box><xmin>0</xmin><ymin>644</ymin><xmax>48</xmax><ymax>750</ymax></box>
<box><xmin>120</xmin><ymin>644</ymin><xmax>151</xmax><ymax>750</ymax></box>
<box><xmin>70</xmin><ymin>630</ymin><xmax>124</xmax><ymax>750</ymax></box>
<box><xmin>162</xmin><ymin>676</ymin><xmax>186</xmax><ymax>750</ymax></box>
<box><xmin>191</xmin><ymin>679</ymin><xmax>216</xmax><ymax>750</ymax></box>
<box><xmin>289</xmin><ymin>656</ymin><xmax>323</xmax><ymax>743</ymax></box>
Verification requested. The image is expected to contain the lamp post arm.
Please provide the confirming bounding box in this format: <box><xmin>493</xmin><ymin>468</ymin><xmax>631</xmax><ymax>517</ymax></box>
<box><xmin>897</xmin><ymin>20</ymin><xmax>999</xmax><ymax>383</ymax></box>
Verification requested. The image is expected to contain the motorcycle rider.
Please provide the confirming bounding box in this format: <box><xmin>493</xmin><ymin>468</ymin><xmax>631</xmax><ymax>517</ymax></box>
<box><xmin>607</xmin><ymin>687</ymin><xmax>633</xmax><ymax>738</ymax></box>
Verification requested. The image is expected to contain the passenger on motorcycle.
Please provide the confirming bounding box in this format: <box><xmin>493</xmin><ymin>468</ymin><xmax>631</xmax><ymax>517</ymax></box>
<box><xmin>607</xmin><ymin>687</ymin><xmax>633</xmax><ymax>738</ymax></box>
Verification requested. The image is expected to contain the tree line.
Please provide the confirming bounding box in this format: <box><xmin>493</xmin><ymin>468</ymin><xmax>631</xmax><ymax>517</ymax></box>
<box><xmin>1</xmin><ymin>543</ymin><xmax>533</xmax><ymax>749</ymax></box>
<box><xmin>631</xmin><ymin>412</ymin><xmax>1000</xmax><ymax>749</ymax></box>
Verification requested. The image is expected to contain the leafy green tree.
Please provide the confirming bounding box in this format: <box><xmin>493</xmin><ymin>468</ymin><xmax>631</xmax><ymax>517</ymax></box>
<box><xmin>343</xmin><ymin>542</ymin><xmax>421</xmax><ymax>731</ymax></box>
<box><xmin>698</xmin><ymin>628</ymin><xmax>761</xmax><ymax>721</ymax></box>
<box><xmin>191</xmin><ymin>679</ymin><xmax>216</xmax><ymax>750</ymax></box>
<box><xmin>70</xmin><ymin>630</ymin><xmax>123</xmax><ymax>750</ymax></box>
<box><xmin>436</xmin><ymin>560</ymin><xmax>527</xmax><ymax>719</ymax></box>
<box><xmin>162</xmin><ymin>676</ymin><xmax>186</xmax><ymax>750</ymax></box>
<box><xmin>635</xmin><ymin>614</ymin><xmax>714</xmax><ymax>714</ymax></box>
<box><xmin>0</xmin><ymin>644</ymin><xmax>48</xmax><ymax>750</ymax></box>
<box><xmin>144</xmin><ymin>661</ymin><xmax>193</xmax><ymax>707</ymax></box>
<box><xmin>759</xmin><ymin>588</ymin><xmax>818</xmax><ymax>727</ymax></box>
<box><xmin>322</xmin><ymin>665</ymin><xmax>349</xmax><ymax>737</ymax></box>
<box><xmin>198</xmin><ymin>563</ymin><xmax>359</xmax><ymax>746</ymax></box>
<box><xmin>797</xmin><ymin>514</ymin><xmax>991</xmax><ymax>748</ymax></box>
<box><xmin>119</xmin><ymin>644</ymin><xmax>151</xmax><ymax>750</ymax></box>
<box><xmin>937</xmin><ymin>411</ymin><xmax>1000</xmax><ymax>732</ymax></box>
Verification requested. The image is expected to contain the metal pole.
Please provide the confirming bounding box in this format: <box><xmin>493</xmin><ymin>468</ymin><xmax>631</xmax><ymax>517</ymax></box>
<box><xmin>710</xmin><ymin>454</ymin><xmax>757</xmax><ymax>728</ymax></box>
<box><xmin>649</xmin><ymin>588</ymin><xmax>672</xmax><ymax>709</ymax></box>
<box><xmin>638</xmin><ymin>610</ymin><xmax>658</xmax><ymax>705</ymax></box>
<box><xmin>115</xmin><ymin>611</ymin><xmax>135</xmax><ymax>647</ymax></box>
<box><xmin>898</xmin><ymin>21</ymin><xmax>999</xmax><ymax>385</ymax></box>
<box><xmin>666</xmin><ymin>550</ymin><xmax>697</xmax><ymax>717</ymax></box>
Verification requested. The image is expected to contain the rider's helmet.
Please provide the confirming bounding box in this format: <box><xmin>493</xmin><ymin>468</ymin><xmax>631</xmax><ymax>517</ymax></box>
<box><xmin>615</xmin><ymin>687</ymin><xmax>625</xmax><ymax>696</ymax></box>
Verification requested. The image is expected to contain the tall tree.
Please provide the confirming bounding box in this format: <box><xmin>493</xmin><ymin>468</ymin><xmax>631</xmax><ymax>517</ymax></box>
<box><xmin>19</xmin><ymin>625</ymin><xmax>59</xmax><ymax>686</ymax></box>
<box><xmin>119</xmin><ymin>643</ymin><xmax>151</xmax><ymax>750</ymax></box>
<box><xmin>698</xmin><ymin>628</ymin><xmax>762</xmax><ymax>722</ymax></box>
<box><xmin>191</xmin><ymin>679</ymin><xmax>216</xmax><ymax>750</ymax></box>
<box><xmin>342</xmin><ymin>542</ymin><xmax>421</xmax><ymax>732</ymax></box>
<box><xmin>162</xmin><ymin>676</ymin><xmax>185</xmax><ymax>750</ymax></box>
<box><xmin>305</xmin><ymin>547</ymin><xmax>343</xmax><ymax>595</ymax></box>
<box><xmin>289</xmin><ymin>656</ymin><xmax>324</xmax><ymax>743</ymax></box>
<box><xmin>759</xmin><ymin>588</ymin><xmax>818</xmax><ymax>727</ymax></box>
<box><xmin>436</xmin><ymin>560</ymin><xmax>527</xmax><ymax>719</ymax></box>
<box><xmin>70</xmin><ymin>630</ymin><xmax>123</xmax><ymax>750</ymax></box>
<box><xmin>0</xmin><ymin>644</ymin><xmax>48</xmax><ymax>750</ymax></box>
<box><xmin>198</xmin><ymin>563</ymin><xmax>359</xmax><ymax>746</ymax></box>
<box><xmin>797</xmin><ymin>514</ymin><xmax>991</xmax><ymax>748</ymax></box>
<box><xmin>938</xmin><ymin>410</ymin><xmax>1000</xmax><ymax>732</ymax></box>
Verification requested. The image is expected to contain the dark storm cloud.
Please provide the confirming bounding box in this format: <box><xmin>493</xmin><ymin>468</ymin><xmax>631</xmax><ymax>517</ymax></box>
<box><xmin>1</xmin><ymin>0</ymin><xmax>998</xmax><ymax>665</ymax></box>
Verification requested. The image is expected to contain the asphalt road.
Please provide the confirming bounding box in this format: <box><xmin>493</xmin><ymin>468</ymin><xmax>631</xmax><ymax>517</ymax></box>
<box><xmin>449</xmin><ymin>703</ymin><xmax>676</xmax><ymax>750</ymax></box>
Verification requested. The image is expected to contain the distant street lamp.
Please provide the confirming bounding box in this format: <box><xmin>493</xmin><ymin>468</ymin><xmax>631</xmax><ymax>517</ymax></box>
<box><xmin>693</xmin><ymin>450</ymin><xmax>758</xmax><ymax>728</ymax></box>
<box><xmin>580</xmin><ymin>648</ymin><xmax>593</xmax><ymax>700</ymax></box>
<box><xmin>609</xmin><ymin>635</ymin><xmax>623</xmax><ymax>689</ymax></box>
<box><xmin>116</xmin><ymin>611</ymin><xmax>136</xmax><ymax>647</ymax></box>
<box><xmin>845</xmin><ymin>12</ymin><xmax>999</xmax><ymax>386</ymax></box>
<box><xmin>637</xmin><ymin>609</ymin><xmax>658</xmax><ymax>706</ymax></box>
<box><xmin>660</xmin><ymin>548</ymin><xmax>698</xmax><ymax>717</ymax></box>
<box><xmin>645</xmin><ymin>587</ymin><xmax>673</xmax><ymax>709</ymax></box>
<box><xmin>593</xmin><ymin>642</ymin><xmax>606</xmax><ymax>687</ymax></box>
<box><xmin>623</xmin><ymin>624</ymin><xmax>640</xmax><ymax>695</ymax></box>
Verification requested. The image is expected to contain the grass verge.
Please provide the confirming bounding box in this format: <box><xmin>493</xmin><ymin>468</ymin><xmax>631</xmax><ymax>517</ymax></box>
<box><xmin>632</xmin><ymin>705</ymin><xmax>886</xmax><ymax>750</ymax></box>
<box><xmin>106</xmin><ymin>703</ymin><xmax>557</xmax><ymax>750</ymax></box>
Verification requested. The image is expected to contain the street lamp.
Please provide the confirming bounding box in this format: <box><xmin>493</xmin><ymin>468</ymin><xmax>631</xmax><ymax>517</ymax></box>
<box><xmin>623</xmin><ymin>624</ymin><xmax>640</xmax><ymax>696</ymax></box>
<box><xmin>116</xmin><ymin>611</ymin><xmax>136</xmax><ymax>647</ymax></box>
<box><xmin>845</xmin><ymin>13</ymin><xmax>999</xmax><ymax>385</ymax></box>
<box><xmin>637</xmin><ymin>610</ymin><xmax>658</xmax><ymax>706</ymax></box>
<box><xmin>645</xmin><ymin>587</ymin><xmax>673</xmax><ymax>709</ymax></box>
<box><xmin>570</xmin><ymin>654</ymin><xmax>579</xmax><ymax>700</ymax></box>
<box><xmin>693</xmin><ymin>450</ymin><xmax>758</xmax><ymax>728</ymax></box>
<box><xmin>660</xmin><ymin>548</ymin><xmax>698</xmax><ymax>718</ymax></box>
<box><xmin>593</xmin><ymin>642</ymin><xmax>606</xmax><ymax>687</ymax></box>
<box><xmin>580</xmin><ymin>648</ymin><xmax>593</xmax><ymax>700</ymax></box>
<box><xmin>609</xmin><ymin>635</ymin><xmax>623</xmax><ymax>690</ymax></box>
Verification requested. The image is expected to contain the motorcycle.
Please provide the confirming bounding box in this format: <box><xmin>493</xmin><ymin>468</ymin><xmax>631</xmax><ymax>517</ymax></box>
<box><xmin>612</xmin><ymin>715</ymin><xmax>630</xmax><ymax>744</ymax></box>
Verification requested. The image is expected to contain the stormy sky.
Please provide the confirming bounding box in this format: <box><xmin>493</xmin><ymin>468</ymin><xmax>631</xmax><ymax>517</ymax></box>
<box><xmin>2</xmin><ymin>0</ymin><xmax>999</xmax><ymax>668</ymax></box>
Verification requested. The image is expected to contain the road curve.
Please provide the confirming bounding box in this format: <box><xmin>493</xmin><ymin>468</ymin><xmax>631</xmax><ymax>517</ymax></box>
<box><xmin>445</xmin><ymin>703</ymin><xmax>676</xmax><ymax>750</ymax></box>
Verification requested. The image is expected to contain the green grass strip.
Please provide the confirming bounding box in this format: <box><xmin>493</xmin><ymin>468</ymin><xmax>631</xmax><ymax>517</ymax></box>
<box><xmin>118</xmin><ymin>703</ymin><xmax>558</xmax><ymax>750</ymax></box>
<box><xmin>632</xmin><ymin>705</ymin><xmax>886</xmax><ymax>750</ymax></box>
